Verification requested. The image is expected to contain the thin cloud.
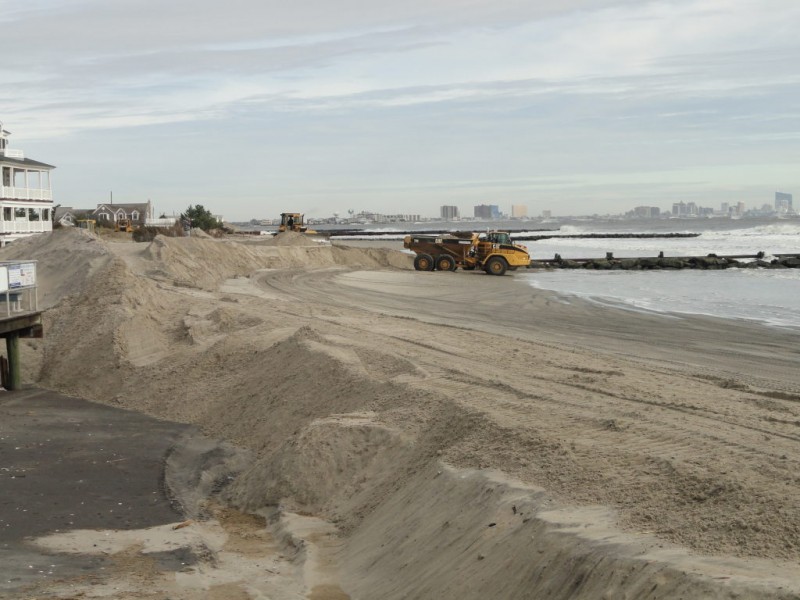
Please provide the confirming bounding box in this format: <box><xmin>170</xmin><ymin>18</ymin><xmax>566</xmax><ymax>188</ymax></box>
<box><xmin>2</xmin><ymin>0</ymin><xmax>798</xmax><ymax>218</ymax></box>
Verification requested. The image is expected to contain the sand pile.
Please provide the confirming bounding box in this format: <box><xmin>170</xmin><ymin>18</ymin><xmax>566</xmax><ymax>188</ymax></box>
<box><xmin>136</xmin><ymin>234</ymin><xmax>411</xmax><ymax>290</ymax></box>
<box><xmin>3</xmin><ymin>229</ymin><xmax>799</xmax><ymax>599</ymax></box>
<box><xmin>268</xmin><ymin>230</ymin><xmax>320</xmax><ymax>246</ymax></box>
<box><xmin>0</xmin><ymin>227</ymin><xmax>112</xmax><ymax>309</ymax></box>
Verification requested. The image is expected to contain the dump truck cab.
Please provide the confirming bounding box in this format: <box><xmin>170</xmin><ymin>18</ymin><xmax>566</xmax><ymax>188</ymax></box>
<box><xmin>472</xmin><ymin>231</ymin><xmax>530</xmax><ymax>274</ymax></box>
<box><xmin>485</xmin><ymin>231</ymin><xmax>511</xmax><ymax>245</ymax></box>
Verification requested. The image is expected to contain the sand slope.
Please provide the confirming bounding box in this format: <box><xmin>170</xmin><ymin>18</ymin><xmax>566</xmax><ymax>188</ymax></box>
<box><xmin>4</xmin><ymin>229</ymin><xmax>800</xmax><ymax>599</ymax></box>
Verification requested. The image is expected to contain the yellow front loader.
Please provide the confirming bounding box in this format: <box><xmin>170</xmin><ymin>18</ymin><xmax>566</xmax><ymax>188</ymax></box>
<box><xmin>278</xmin><ymin>213</ymin><xmax>316</xmax><ymax>234</ymax></box>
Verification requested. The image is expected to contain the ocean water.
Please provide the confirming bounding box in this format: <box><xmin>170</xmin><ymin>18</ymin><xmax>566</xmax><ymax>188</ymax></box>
<box><xmin>518</xmin><ymin>222</ymin><xmax>800</xmax><ymax>329</ymax></box>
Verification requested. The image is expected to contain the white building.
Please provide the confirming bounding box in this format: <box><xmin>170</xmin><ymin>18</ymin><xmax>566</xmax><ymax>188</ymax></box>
<box><xmin>0</xmin><ymin>123</ymin><xmax>54</xmax><ymax>246</ymax></box>
<box><xmin>511</xmin><ymin>204</ymin><xmax>528</xmax><ymax>218</ymax></box>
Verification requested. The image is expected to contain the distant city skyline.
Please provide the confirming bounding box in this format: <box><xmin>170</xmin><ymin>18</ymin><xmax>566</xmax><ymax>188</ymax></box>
<box><xmin>3</xmin><ymin>1</ymin><xmax>799</xmax><ymax>221</ymax></box>
<box><xmin>249</xmin><ymin>191</ymin><xmax>795</xmax><ymax>224</ymax></box>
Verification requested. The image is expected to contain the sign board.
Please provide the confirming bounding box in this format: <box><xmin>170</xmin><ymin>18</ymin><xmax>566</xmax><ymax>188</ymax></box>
<box><xmin>8</xmin><ymin>262</ymin><xmax>35</xmax><ymax>289</ymax></box>
<box><xmin>0</xmin><ymin>267</ymin><xmax>7</xmax><ymax>293</ymax></box>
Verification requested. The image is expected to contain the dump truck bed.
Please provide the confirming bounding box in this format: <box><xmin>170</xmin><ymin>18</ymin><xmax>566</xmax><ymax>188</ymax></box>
<box><xmin>403</xmin><ymin>234</ymin><xmax>477</xmax><ymax>260</ymax></box>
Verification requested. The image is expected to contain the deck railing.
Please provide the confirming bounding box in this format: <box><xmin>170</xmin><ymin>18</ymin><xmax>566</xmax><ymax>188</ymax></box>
<box><xmin>0</xmin><ymin>220</ymin><xmax>52</xmax><ymax>234</ymax></box>
<box><xmin>0</xmin><ymin>186</ymin><xmax>52</xmax><ymax>201</ymax></box>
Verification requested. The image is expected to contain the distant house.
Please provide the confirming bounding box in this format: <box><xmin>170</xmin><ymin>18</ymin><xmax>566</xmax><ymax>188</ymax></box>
<box><xmin>92</xmin><ymin>201</ymin><xmax>152</xmax><ymax>227</ymax></box>
<box><xmin>54</xmin><ymin>206</ymin><xmax>76</xmax><ymax>226</ymax></box>
<box><xmin>0</xmin><ymin>122</ymin><xmax>55</xmax><ymax>246</ymax></box>
<box><xmin>55</xmin><ymin>206</ymin><xmax>93</xmax><ymax>227</ymax></box>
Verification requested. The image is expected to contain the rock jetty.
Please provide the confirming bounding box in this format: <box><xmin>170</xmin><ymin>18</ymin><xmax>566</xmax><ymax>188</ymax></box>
<box><xmin>531</xmin><ymin>252</ymin><xmax>800</xmax><ymax>270</ymax></box>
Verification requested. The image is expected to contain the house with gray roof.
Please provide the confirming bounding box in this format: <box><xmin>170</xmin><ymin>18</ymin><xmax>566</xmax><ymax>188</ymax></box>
<box><xmin>92</xmin><ymin>201</ymin><xmax>152</xmax><ymax>227</ymax></box>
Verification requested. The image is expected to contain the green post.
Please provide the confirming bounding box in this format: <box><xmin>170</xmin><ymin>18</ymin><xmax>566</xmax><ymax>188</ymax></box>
<box><xmin>6</xmin><ymin>334</ymin><xmax>20</xmax><ymax>390</ymax></box>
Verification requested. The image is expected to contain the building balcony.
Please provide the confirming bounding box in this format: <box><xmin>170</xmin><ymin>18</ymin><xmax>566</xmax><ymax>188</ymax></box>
<box><xmin>0</xmin><ymin>186</ymin><xmax>53</xmax><ymax>201</ymax></box>
<box><xmin>0</xmin><ymin>220</ymin><xmax>52</xmax><ymax>234</ymax></box>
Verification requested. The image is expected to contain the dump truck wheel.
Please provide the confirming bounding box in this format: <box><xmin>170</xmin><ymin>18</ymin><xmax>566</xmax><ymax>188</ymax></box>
<box><xmin>436</xmin><ymin>255</ymin><xmax>456</xmax><ymax>271</ymax></box>
<box><xmin>484</xmin><ymin>256</ymin><xmax>508</xmax><ymax>276</ymax></box>
<box><xmin>414</xmin><ymin>253</ymin><xmax>435</xmax><ymax>271</ymax></box>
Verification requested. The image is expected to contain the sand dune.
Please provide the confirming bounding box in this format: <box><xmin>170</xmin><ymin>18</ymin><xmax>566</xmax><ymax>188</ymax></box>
<box><xmin>6</xmin><ymin>228</ymin><xmax>800</xmax><ymax>599</ymax></box>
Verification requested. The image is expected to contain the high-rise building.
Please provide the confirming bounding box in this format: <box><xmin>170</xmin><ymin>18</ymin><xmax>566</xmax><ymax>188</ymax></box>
<box><xmin>440</xmin><ymin>205</ymin><xmax>459</xmax><ymax>220</ymax></box>
<box><xmin>474</xmin><ymin>204</ymin><xmax>491</xmax><ymax>219</ymax></box>
<box><xmin>672</xmin><ymin>202</ymin><xmax>686</xmax><ymax>216</ymax></box>
<box><xmin>474</xmin><ymin>204</ymin><xmax>500</xmax><ymax>219</ymax></box>
<box><xmin>775</xmin><ymin>192</ymin><xmax>793</xmax><ymax>213</ymax></box>
<box><xmin>511</xmin><ymin>204</ymin><xmax>528</xmax><ymax>218</ymax></box>
<box><xmin>633</xmin><ymin>206</ymin><xmax>660</xmax><ymax>218</ymax></box>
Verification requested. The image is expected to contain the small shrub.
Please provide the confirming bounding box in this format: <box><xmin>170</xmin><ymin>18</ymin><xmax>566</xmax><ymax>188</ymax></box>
<box><xmin>133</xmin><ymin>222</ymin><xmax>185</xmax><ymax>242</ymax></box>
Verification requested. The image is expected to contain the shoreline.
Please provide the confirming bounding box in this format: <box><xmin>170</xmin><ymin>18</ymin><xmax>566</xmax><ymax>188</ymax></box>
<box><xmin>524</xmin><ymin>276</ymin><xmax>800</xmax><ymax>333</ymax></box>
<box><xmin>339</xmin><ymin>237</ymin><xmax>800</xmax><ymax>332</ymax></box>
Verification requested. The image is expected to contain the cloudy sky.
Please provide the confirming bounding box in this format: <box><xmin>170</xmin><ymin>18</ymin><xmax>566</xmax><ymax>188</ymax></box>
<box><xmin>2</xmin><ymin>0</ymin><xmax>798</xmax><ymax>221</ymax></box>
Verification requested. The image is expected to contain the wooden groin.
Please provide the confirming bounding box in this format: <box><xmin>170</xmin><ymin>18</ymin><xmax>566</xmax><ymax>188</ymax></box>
<box><xmin>530</xmin><ymin>252</ymin><xmax>800</xmax><ymax>270</ymax></box>
<box><xmin>320</xmin><ymin>228</ymin><xmax>556</xmax><ymax>238</ymax></box>
<box><xmin>321</xmin><ymin>230</ymin><xmax>699</xmax><ymax>240</ymax></box>
<box><xmin>515</xmin><ymin>232</ymin><xmax>700</xmax><ymax>242</ymax></box>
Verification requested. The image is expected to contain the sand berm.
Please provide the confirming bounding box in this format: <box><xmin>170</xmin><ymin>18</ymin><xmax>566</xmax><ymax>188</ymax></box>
<box><xmin>4</xmin><ymin>228</ymin><xmax>800</xmax><ymax>599</ymax></box>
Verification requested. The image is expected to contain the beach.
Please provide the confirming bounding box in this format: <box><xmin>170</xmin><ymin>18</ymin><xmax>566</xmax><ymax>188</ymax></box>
<box><xmin>2</xmin><ymin>228</ymin><xmax>799</xmax><ymax>599</ymax></box>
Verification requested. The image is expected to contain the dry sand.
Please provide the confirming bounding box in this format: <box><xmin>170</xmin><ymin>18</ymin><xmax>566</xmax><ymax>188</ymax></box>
<box><xmin>2</xmin><ymin>227</ymin><xmax>800</xmax><ymax>599</ymax></box>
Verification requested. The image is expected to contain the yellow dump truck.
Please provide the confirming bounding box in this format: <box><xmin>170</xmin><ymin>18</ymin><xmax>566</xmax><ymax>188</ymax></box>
<box><xmin>403</xmin><ymin>231</ymin><xmax>531</xmax><ymax>275</ymax></box>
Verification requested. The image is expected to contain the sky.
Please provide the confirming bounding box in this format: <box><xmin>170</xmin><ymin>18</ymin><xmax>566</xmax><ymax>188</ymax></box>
<box><xmin>2</xmin><ymin>0</ymin><xmax>799</xmax><ymax>221</ymax></box>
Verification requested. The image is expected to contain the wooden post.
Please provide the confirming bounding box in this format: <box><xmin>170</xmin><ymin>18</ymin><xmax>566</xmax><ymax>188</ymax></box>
<box><xmin>0</xmin><ymin>356</ymin><xmax>7</xmax><ymax>389</ymax></box>
<box><xmin>6</xmin><ymin>333</ymin><xmax>20</xmax><ymax>390</ymax></box>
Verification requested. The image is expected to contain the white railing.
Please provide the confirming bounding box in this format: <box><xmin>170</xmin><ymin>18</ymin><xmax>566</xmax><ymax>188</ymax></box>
<box><xmin>145</xmin><ymin>217</ymin><xmax>178</xmax><ymax>227</ymax></box>
<box><xmin>0</xmin><ymin>186</ymin><xmax>52</xmax><ymax>200</ymax></box>
<box><xmin>0</xmin><ymin>220</ymin><xmax>52</xmax><ymax>234</ymax></box>
<box><xmin>0</xmin><ymin>149</ymin><xmax>24</xmax><ymax>159</ymax></box>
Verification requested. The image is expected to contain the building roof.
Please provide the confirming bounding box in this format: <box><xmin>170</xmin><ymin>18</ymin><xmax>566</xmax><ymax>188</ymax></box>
<box><xmin>0</xmin><ymin>155</ymin><xmax>56</xmax><ymax>169</ymax></box>
<box><xmin>94</xmin><ymin>202</ymin><xmax>150</xmax><ymax>213</ymax></box>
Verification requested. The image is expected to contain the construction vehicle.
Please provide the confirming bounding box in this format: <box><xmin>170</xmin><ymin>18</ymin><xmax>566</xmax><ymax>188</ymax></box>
<box><xmin>278</xmin><ymin>213</ymin><xmax>316</xmax><ymax>234</ymax></box>
<box><xmin>76</xmin><ymin>219</ymin><xmax>96</xmax><ymax>233</ymax></box>
<box><xmin>115</xmin><ymin>218</ymin><xmax>134</xmax><ymax>233</ymax></box>
<box><xmin>404</xmin><ymin>231</ymin><xmax>531</xmax><ymax>276</ymax></box>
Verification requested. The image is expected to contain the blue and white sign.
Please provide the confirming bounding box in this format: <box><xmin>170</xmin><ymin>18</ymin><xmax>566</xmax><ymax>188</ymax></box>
<box><xmin>8</xmin><ymin>262</ymin><xmax>35</xmax><ymax>289</ymax></box>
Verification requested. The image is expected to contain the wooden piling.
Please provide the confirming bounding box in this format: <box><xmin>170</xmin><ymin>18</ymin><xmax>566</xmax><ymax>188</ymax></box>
<box><xmin>0</xmin><ymin>312</ymin><xmax>43</xmax><ymax>391</ymax></box>
<box><xmin>6</xmin><ymin>333</ymin><xmax>20</xmax><ymax>390</ymax></box>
